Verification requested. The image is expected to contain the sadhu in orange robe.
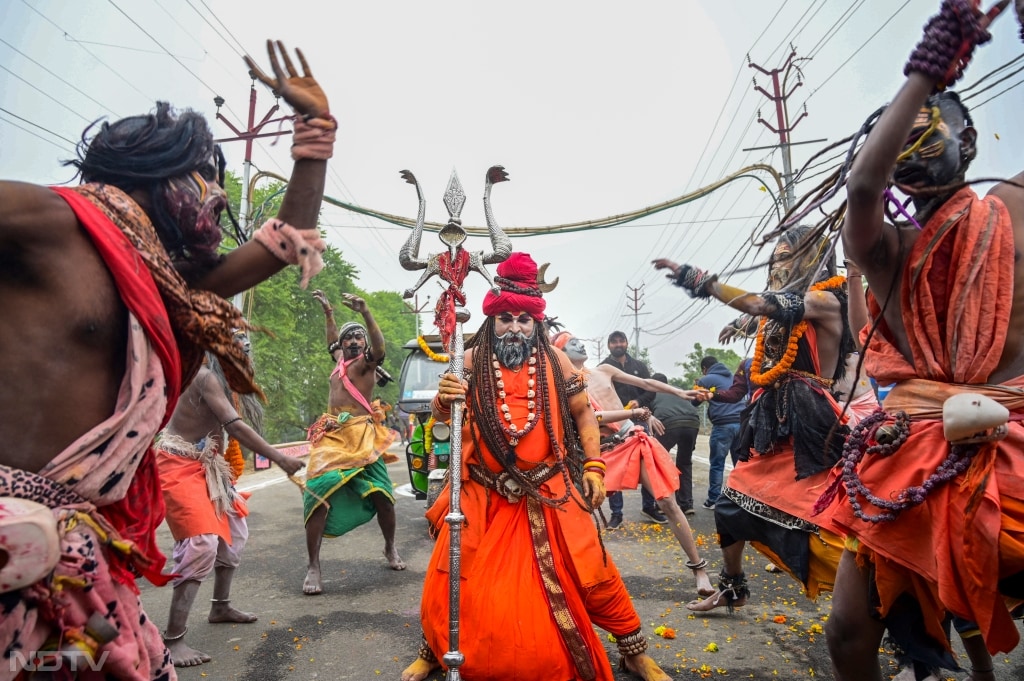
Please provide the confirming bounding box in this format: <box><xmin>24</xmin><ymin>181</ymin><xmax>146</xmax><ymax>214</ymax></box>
<box><xmin>420</xmin><ymin>361</ymin><xmax>641</xmax><ymax>680</ymax></box>
<box><xmin>828</xmin><ymin>187</ymin><xmax>1024</xmax><ymax>657</ymax></box>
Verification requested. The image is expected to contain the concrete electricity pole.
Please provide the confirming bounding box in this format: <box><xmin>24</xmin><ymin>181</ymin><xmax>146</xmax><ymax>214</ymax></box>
<box><xmin>213</xmin><ymin>77</ymin><xmax>292</xmax><ymax>238</ymax></box>
<box><xmin>743</xmin><ymin>49</ymin><xmax>825</xmax><ymax>211</ymax></box>
<box><xmin>623</xmin><ymin>284</ymin><xmax>651</xmax><ymax>351</ymax></box>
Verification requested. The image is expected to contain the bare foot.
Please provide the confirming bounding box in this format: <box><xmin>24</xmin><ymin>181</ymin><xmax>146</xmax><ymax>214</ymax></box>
<box><xmin>693</xmin><ymin>568</ymin><xmax>715</xmax><ymax>598</ymax></box>
<box><xmin>303</xmin><ymin>566</ymin><xmax>323</xmax><ymax>595</ymax></box>
<box><xmin>384</xmin><ymin>545</ymin><xmax>406</xmax><ymax>571</ymax></box>
<box><xmin>400</xmin><ymin>657</ymin><xmax>440</xmax><ymax>681</ymax></box>
<box><xmin>686</xmin><ymin>589</ymin><xmax>747</xmax><ymax>612</ymax></box>
<box><xmin>620</xmin><ymin>652</ymin><xmax>671</xmax><ymax>681</ymax></box>
<box><xmin>208</xmin><ymin>602</ymin><xmax>258</xmax><ymax>623</ymax></box>
<box><xmin>166</xmin><ymin>638</ymin><xmax>211</xmax><ymax>667</ymax></box>
<box><xmin>968</xmin><ymin>670</ymin><xmax>995</xmax><ymax>681</ymax></box>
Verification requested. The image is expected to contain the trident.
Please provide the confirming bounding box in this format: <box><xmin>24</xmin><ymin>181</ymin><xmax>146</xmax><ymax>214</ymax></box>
<box><xmin>398</xmin><ymin>165</ymin><xmax>512</xmax><ymax>679</ymax></box>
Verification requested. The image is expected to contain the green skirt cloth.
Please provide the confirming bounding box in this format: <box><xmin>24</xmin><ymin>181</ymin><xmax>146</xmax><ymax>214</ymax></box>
<box><xmin>302</xmin><ymin>457</ymin><xmax>396</xmax><ymax>538</ymax></box>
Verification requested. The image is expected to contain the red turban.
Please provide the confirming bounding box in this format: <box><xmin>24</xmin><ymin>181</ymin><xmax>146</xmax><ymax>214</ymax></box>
<box><xmin>481</xmin><ymin>252</ymin><xmax>546</xmax><ymax>320</ymax></box>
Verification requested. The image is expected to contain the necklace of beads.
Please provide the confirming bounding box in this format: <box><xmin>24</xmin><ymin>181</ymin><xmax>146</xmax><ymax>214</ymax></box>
<box><xmin>493</xmin><ymin>347</ymin><xmax>539</xmax><ymax>446</ymax></box>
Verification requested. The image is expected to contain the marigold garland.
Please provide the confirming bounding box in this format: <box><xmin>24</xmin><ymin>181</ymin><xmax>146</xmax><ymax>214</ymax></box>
<box><xmin>423</xmin><ymin>415</ymin><xmax>436</xmax><ymax>455</ymax></box>
<box><xmin>224</xmin><ymin>437</ymin><xmax>245</xmax><ymax>481</ymax></box>
<box><xmin>417</xmin><ymin>335</ymin><xmax>450</xmax><ymax>363</ymax></box>
<box><xmin>750</xmin><ymin>275</ymin><xmax>846</xmax><ymax>387</ymax></box>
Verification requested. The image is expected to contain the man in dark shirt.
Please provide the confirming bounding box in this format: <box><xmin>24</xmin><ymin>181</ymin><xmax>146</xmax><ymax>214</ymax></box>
<box><xmin>600</xmin><ymin>330</ymin><xmax>665</xmax><ymax>525</ymax></box>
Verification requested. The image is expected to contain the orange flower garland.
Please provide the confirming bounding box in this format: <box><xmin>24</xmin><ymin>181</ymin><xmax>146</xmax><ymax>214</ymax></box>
<box><xmin>224</xmin><ymin>437</ymin><xmax>245</xmax><ymax>481</ymax></box>
<box><xmin>750</xmin><ymin>275</ymin><xmax>846</xmax><ymax>387</ymax></box>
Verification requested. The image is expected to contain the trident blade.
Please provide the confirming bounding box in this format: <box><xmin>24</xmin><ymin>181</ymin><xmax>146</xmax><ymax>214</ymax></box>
<box><xmin>443</xmin><ymin>169</ymin><xmax>466</xmax><ymax>221</ymax></box>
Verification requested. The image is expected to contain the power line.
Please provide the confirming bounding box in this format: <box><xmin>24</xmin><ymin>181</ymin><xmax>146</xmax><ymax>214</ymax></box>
<box><xmin>20</xmin><ymin>0</ymin><xmax>155</xmax><ymax>106</ymax></box>
<box><xmin>0</xmin><ymin>38</ymin><xmax>119</xmax><ymax>118</ymax></box>
<box><xmin>0</xmin><ymin>64</ymin><xmax>93</xmax><ymax>124</ymax></box>
<box><xmin>0</xmin><ymin>109</ymin><xmax>76</xmax><ymax>149</ymax></box>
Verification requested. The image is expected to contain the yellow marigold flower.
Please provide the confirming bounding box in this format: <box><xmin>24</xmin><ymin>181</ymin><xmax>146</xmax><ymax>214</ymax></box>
<box><xmin>704</xmin><ymin>642</ymin><xmax>719</xmax><ymax>652</ymax></box>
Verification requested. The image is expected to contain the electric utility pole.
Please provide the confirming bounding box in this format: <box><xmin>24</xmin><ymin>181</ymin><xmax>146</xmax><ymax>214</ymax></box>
<box><xmin>623</xmin><ymin>284</ymin><xmax>651</xmax><ymax>351</ymax></box>
<box><xmin>213</xmin><ymin>77</ymin><xmax>292</xmax><ymax>238</ymax></box>
<box><xmin>402</xmin><ymin>294</ymin><xmax>432</xmax><ymax>339</ymax></box>
<box><xmin>743</xmin><ymin>49</ymin><xmax>825</xmax><ymax>211</ymax></box>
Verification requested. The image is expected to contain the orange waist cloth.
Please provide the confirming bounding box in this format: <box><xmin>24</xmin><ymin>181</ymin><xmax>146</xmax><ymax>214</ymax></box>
<box><xmin>603</xmin><ymin>429</ymin><xmax>679</xmax><ymax>499</ymax></box>
<box><xmin>157</xmin><ymin>447</ymin><xmax>248</xmax><ymax>543</ymax></box>
<box><xmin>727</xmin><ymin>441</ymin><xmax>844</xmax><ymax>537</ymax></box>
<box><xmin>839</xmin><ymin>188</ymin><xmax>1024</xmax><ymax>654</ymax></box>
<box><xmin>420</xmin><ymin>362</ymin><xmax>637</xmax><ymax>679</ymax></box>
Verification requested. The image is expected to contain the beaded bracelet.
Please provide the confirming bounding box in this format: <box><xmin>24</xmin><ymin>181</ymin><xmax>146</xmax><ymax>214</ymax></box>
<box><xmin>904</xmin><ymin>0</ymin><xmax>992</xmax><ymax>88</ymax></box>
<box><xmin>431</xmin><ymin>393</ymin><xmax>452</xmax><ymax>416</ymax></box>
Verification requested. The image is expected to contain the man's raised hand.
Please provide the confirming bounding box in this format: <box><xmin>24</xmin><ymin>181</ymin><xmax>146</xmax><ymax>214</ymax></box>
<box><xmin>340</xmin><ymin>293</ymin><xmax>367</xmax><ymax>314</ymax></box>
<box><xmin>652</xmin><ymin>258</ymin><xmax>681</xmax><ymax>279</ymax></box>
<box><xmin>244</xmin><ymin>40</ymin><xmax>329</xmax><ymax>119</ymax></box>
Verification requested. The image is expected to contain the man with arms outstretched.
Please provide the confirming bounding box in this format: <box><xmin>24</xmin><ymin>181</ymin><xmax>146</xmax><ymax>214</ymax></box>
<box><xmin>303</xmin><ymin>290</ymin><xmax>402</xmax><ymax>595</ymax></box>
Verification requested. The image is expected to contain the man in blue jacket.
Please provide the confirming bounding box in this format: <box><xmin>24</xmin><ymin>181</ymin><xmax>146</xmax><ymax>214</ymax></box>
<box><xmin>694</xmin><ymin>356</ymin><xmax>745</xmax><ymax>509</ymax></box>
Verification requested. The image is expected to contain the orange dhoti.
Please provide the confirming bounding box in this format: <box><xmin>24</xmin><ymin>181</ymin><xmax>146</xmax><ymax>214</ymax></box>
<box><xmin>603</xmin><ymin>428</ymin><xmax>680</xmax><ymax>500</ymax></box>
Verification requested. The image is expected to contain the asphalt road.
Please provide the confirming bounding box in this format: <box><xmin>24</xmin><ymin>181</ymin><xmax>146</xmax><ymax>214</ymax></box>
<box><xmin>139</xmin><ymin>436</ymin><xmax>1024</xmax><ymax>680</ymax></box>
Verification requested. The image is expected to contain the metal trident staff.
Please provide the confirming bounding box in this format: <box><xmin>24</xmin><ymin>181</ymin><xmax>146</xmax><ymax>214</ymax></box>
<box><xmin>398</xmin><ymin>166</ymin><xmax>512</xmax><ymax>679</ymax></box>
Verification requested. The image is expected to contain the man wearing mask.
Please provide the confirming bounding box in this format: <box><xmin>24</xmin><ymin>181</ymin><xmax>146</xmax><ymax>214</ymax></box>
<box><xmin>600</xmin><ymin>331</ymin><xmax>665</xmax><ymax>526</ymax></box>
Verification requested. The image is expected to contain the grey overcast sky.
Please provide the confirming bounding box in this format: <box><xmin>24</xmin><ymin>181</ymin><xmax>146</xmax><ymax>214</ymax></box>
<box><xmin>2</xmin><ymin>0</ymin><xmax>1021</xmax><ymax>374</ymax></box>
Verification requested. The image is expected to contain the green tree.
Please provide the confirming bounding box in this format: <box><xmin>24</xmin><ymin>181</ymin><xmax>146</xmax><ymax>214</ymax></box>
<box><xmin>675</xmin><ymin>343</ymin><xmax>745</xmax><ymax>388</ymax></box>
<box><xmin>219</xmin><ymin>171</ymin><xmax>417</xmax><ymax>443</ymax></box>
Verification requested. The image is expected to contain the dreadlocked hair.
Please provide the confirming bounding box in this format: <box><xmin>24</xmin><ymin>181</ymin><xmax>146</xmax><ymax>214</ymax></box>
<box><xmin>64</xmin><ymin>102</ymin><xmax>224</xmax><ymax>282</ymax></box>
<box><xmin>467</xmin><ymin>316</ymin><xmax>587</xmax><ymax>509</ymax></box>
<box><xmin>205</xmin><ymin>351</ymin><xmax>265</xmax><ymax>432</ymax></box>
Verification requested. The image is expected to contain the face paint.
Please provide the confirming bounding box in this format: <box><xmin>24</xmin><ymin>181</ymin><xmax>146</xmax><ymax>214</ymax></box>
<box><xmin>564</xmin><ymin>337</ymin><xmax>588</xmax><ymax>362</ymax></box>
<box><xmin>768</xmin><ymin>243</ymin><xmax>793</xmax><ymax>291</ymax></box>
<box><xmin>894</xmin><ymin>106</ymin><xmax>964</xmax><ymax>188</ymax></box>
<box><xmin>161</xmin><ymin>165</ymin><xmax>228</xmax><ymax>251</ymax></box>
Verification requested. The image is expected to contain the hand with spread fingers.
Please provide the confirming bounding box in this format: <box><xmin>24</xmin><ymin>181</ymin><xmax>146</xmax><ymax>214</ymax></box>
<box><xmin>582</xmin><ymin>470</ymin><xmax>606</xmax><ymax>508</ymax></box>
<box><xmin>437</xmin><ymin>373</ymin><xmax>468</xmax><ymax>407</ymax></box>
<box><xmin>244</xmin><ymin>40</ymin><xmax>329</xmax><ymax>119</ymax></box>
<box><xmin>340</xmin><ymin>293</ymin><xmax>367</xmax><ymax>314</ymax></box>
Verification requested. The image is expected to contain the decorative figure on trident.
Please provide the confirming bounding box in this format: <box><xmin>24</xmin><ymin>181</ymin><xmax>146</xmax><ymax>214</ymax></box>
<box><xmin>398</xmin><ymin>165</ymin><xmax>512</xmax><ymax>680</ymax></box>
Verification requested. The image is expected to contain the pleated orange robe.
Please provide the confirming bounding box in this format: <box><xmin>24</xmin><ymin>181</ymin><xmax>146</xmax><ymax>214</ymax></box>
<box><xmin>829</xmin><ymin>187</ymin><xmax>1024</xmax><ymax>654</ymax></box>
<box><xmin>420</xmin><ymin>362</ymin><xmax>640</xmax><ymax>680</ymax></box>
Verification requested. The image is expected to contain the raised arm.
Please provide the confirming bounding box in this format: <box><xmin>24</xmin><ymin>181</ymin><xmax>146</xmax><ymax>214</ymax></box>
<box><xmin>845</xmin><ymin>260</ymin><xmax>869</xmax><ymax>349</ymax></box>
<box><xmin>596</xmin><ymin>363</ymin><xmax>707</xmax><ymax>400</ymax></box>
<box><xmin>196</xmin><ymin>41</ymin><xmax>331</xmax><ymax>297</ymax></box>
<box><xmin>312</xmin><ymin>289</ymin><xmax>340</xmax><ymax>350</ymax></box>
<box><xmin>652</xmin><ymin>258</ymin><xmax>839</xmax><ymax>324</ymax></box>
<box><xmin>342</xmin><ymin>294</ymin><xmax>386</xmax><ymax>366</ymax></box>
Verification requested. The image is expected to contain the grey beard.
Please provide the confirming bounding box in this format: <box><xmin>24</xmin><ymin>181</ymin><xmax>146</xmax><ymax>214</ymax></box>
<box><xmin>493</xmin><ymin>330</ymin><xmax>533</xmax><ymax>370</ymax></box>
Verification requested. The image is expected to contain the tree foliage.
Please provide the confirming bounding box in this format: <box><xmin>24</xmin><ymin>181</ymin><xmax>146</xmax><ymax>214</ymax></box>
<box><xmin>675</xmin><ymin>343</ymin><xmax>746</xmax><ymax>387</ymax></box>
<box><xmin>220</xmin><ymin>171</ymin><xmax>417</xmax><ymax>443</ymax></box>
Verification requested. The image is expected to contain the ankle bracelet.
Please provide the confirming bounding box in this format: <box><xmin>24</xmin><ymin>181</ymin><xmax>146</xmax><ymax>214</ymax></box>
<box><xmin>162</xmin><ymin>626</ymin><xmax>187</xmax><ymax>642</ymax></box>
<box><xmin>685</xmin><ymin>558</ymin><xmax>708</xmax><ymax>571</ymax></box>
<box><xmin>210</xmin><ymin>598</ymin><xmax>231</xmax><ymax>603</ymax></box>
